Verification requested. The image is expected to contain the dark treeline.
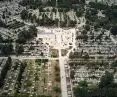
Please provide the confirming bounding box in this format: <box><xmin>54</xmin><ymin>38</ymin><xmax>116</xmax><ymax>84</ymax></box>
<box><xmin>0</xmin><ymin>57</ymin><xmax>12</xmax><ymax>87</ymax></box>
<box><xmin>19</xmin><ymin>0</ymin><xmax>85</xmax><ymax>9</ymax></box>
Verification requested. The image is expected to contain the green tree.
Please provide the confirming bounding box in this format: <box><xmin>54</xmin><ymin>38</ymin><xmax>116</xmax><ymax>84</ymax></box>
<box><xmin>111</xmin><ymin>26</ymin><xmax>117</xmax><ymax>35</ymax></box>
<box><xmin>15</xmin><ymin>44</ymin><xmax>24</xmax><ymax>55</ymax></box>
<box><xmin>20</xmin><ymin>9</ymin><xmax>28</xmax><ymax>20</ymax></box>
<box><xmin>0</xmin><ymin>34</ymin><xmax>3</xmax><ymax>43</ymax></box>
<box><xmin>1</xmin><ymin>43</ymin><xmax>13</xmax><ymax>55</ymax></box>
<box><xmin>53</xmin><ymin>86</ymin><xmax>61</xmax><ymax>93</ymax></box>
<box><xmin>70</xmin><ymin>70</ymin><xmax>75</xmax><ymax>79</ymax></box>
<box><xmin>99</xmin><ymin>71</ymin><xmax>114</xmax><ymax>88</ymax></box>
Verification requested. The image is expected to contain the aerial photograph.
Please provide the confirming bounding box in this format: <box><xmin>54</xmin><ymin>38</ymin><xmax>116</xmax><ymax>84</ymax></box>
<box><xmin>0</xmin><ymin>0</ymin><xmax>117</xmax><ymax>97</ymax></box>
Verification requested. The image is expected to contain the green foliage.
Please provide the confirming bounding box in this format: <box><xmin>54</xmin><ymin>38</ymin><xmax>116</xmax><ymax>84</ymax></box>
<box><xmin>0</xmin><ymin>19</ymin><xmax>6</xmax><ymax>28</ymax></box>
<box><xmin>74</xmin><ymin>87</ymin><xmax>89</xmax><ymax>97</ymax></box>
<box><xmin>35</xmin><ymin>59</ymin><xmax>48</xmax><ymax>64</ymax></box>
<box><xmin>20</xmin><ymin>0</ymin><xmax>56</xmax><ymax>9</ymax></box>
<box><xmin>20</xmin><ymin>0</ymin><xmax>85</xmax><ymax>10</ymax></box>
<box><xmin>0</xmin><ymin>43</ymin><xmax>13</xmax><ymax>55</ymax></box>
<box><xmin>37</xmin><ymin>95</ymin><xmax>52</xmax><ymax>97</ymax></box>
<box><xmin>84</xmin><ymin>24</ymin><xmax>90</xmax><ymax>31</ymax></box>
<box><xmin>58</xmin><ymin>0</ymin><xmax>85</xmax><ymax>8</ymax></box>
<box><xmin>74</xmin><ymin>72</ymin><xmax>117</xmax><ymax>97</ymax></box>
<box><xmin>89</xmin><ymin>2</ymin><xmax>108</xmax><ymax>10</ymax></box>
<box><xmin>111</xmin><ymin>60</ymin><xmax>117</xmax><ymax>67</ymax></box>
<box><xmin>78</xmin><ymin>80</ymin><xmax>88</xmax><ymax>87</ymax></box>
<box><xmin>111</xmin><ymin>25</ymin><xmax>117</xmax><ymax>35</ymax></box>
<box><xmin>16</xmin><ymin>26</ymin><xmax>37</xmax><ymax>43</ymax></box>
<box><xmin>99</xmin><ymin>71</ymin><xmax>114</xmax><ymax>88</ymax></box>
<box><xmin>15</xmin><ymin>44</ymin><xmax>24</xmax><ymax>55</ymax></box>
<box><xmin>53</xmin><ymin>86</ymin><xmax>61</xmax><ymax>93</ymax></box>
<box><xmin>87</xmin><ymin>2</ymin><xmax>117</xmax><ymax>33</ymax></box>
<box><xmin>76</xmin><ymin>9</ymin><xmax>84</xmax><ymax>17</ymax></box>
<box><xmin>20</xmin><ymin>9</ymin><xmax>28</xmax><ymax>20</ymax></box>
<box><xmin>54</xmin><ymin>65</ymin><xmax>60</xmax><ymax>72</ymax></box>
<box><xmin>0</xmin><ymin>57</ymin><xmax>12</xmax><ymax>87</ymax></box>
<box><xmin>0</xmin><ymin>34</ymin><xmax>3</xmax><ymax>43</ymax></box>
<box><xmin>70</xmin><ymin>70</ymin><xmax>75</xmax><ymax>79</ymax></box>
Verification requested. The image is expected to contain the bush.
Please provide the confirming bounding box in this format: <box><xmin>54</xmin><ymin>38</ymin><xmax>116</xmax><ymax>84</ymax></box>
<box><xmin>53</xmin><ymin>86</ymin><xmax>61</xmax><ymax>93</ymax></box>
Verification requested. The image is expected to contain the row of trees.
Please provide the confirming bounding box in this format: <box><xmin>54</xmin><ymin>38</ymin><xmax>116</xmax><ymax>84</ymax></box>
<box><xmin>0</xmin><ymin>43</ymin><xmax>24</xmax><ymax>56</ymax></box>
<box><xmin>57</xmin><ymin>0</ymin><xmax>85</xmax><ymax>8</ymax></box>
<box><xmin>89</xmin><ymin>2</ymin><xmax>108</xmax><ymax>10</ymax></box>
<box><xmin>20</xmin><ymin>0</ymin><xmax>85</xmax><ymax>9</ymax></box>
<box><xmin>0</xmin><ymin>57</ymin><xmax>12</xmax><ymax>87</ymax></box>
<box><xmin>54</xmin><ymin>65</ymin><xmax>60</xmax><ymax>82</ymax></box>
<box><xmin>20</xmin><ymin>0</ymin><xmax>56</xmax><ymax>9</ymax></box>
<box><xmin>20</xmin><ymin>9</ymin><xmax>77</xmax><ymax>27</ymax></box>
<box><xmin>19</xmin><ymin>0</ymin><xmax>42</xmax><ymax>9</ymax></box>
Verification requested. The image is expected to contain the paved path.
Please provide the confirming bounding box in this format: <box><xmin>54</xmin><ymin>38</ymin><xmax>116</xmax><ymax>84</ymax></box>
<box><xmin>59</xmin><ymin>49</ymin><xmax>68</xmax><ymax>97</ymax></box>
